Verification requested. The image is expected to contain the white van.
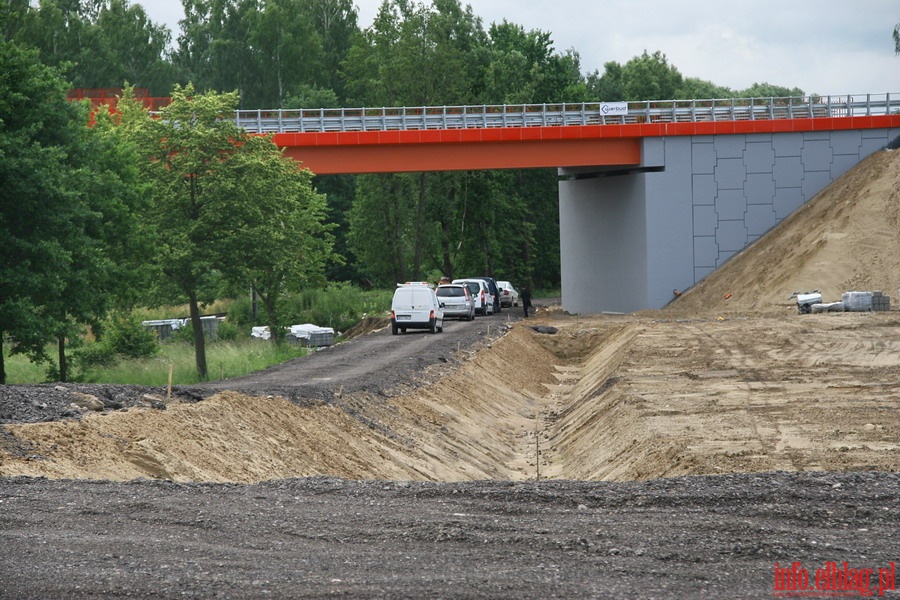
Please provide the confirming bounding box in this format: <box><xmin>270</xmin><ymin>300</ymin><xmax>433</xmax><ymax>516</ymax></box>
<box><xmin>391</xmin><ymin>282</ymin><xmax>444</xmax><ymax>335</ymax></box>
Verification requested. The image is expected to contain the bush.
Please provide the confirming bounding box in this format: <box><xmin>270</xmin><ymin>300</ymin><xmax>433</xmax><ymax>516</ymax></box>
<box><xmin>73</xmin><ymin>313</ymin><xmax>158</xmax><ymax>371</ymax></box>
<box><xmin>226</xmin><ymin>296</ymin><xmax>255</xmax><ymax>328</ymax></box>
<box><xmin>216</xmin><ymin>320</ymin><xmax>241</xmax><ymax>341</ymax></box>
<box><xmin>280</xmin><ymin>283</ymin><xmax>391</xmax><ymax>332</ymax></box>
<box><xmin>106</xmin><ymin>313</ymin><xmax>159</xmax><ymax>359</ymax></box>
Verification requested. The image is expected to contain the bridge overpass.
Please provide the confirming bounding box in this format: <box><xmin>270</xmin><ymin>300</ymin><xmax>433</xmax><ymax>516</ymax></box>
<box><xmin>246</xmin><ymin>94</ymin><xmax>900</xmax><ymax>314</ymax></box>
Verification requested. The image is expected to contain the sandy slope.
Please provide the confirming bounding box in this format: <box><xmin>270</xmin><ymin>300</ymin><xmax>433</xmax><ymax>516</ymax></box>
<box><xmin>670</xmin><ymin>148</ymin><xmax>900</xmax><ymax>315</ymax></box>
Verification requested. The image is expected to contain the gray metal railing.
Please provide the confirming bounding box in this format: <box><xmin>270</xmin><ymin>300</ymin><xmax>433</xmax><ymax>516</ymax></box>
<box><xmin>234</xmin><ymin>93</ymin><xmax>898</xmax><ymax>134</ymax></box>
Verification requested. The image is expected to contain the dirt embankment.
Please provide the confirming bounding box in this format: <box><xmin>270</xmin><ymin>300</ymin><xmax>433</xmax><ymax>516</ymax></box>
<box><xmin>0</xmin><ymin>149</ymin><xmax>898</xmax><ymax>486</ymax></box>
<box><xmin>670</xmin><ymin>148</ymin><xmax>900</xmax><ymax>315</ymax></box>
<box><xmin>1</xmin><ymin>309</ymin><xmax>897</xmax><ymax>483</ymax></box>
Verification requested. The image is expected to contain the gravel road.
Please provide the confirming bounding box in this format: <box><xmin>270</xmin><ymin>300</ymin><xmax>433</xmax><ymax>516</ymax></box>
<box><xmin>1</xmin><ymin>472</ymin><xmax>896</xmax><ymax>599</ymax></box>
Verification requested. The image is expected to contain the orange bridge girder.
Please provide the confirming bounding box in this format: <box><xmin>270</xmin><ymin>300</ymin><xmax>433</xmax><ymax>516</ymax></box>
<box><xmin>272</xmin><ymin>114</ymin><xmax>900</xmax><ymax>174</ymax></box>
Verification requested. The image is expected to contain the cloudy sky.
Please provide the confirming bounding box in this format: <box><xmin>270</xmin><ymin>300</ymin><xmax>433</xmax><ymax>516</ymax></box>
<box><xmin>141</xmin><ymin>0</ymin><xmax>900</xmax><ymax>98</ymax></box>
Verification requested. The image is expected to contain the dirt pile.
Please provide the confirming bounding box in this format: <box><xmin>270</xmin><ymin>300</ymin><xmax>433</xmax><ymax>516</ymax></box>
<box><xmin>0</xmin><ymin>326</ymin><xmax>562</xmax><ymax>482</ymax></box>
<box><xmin>670</xmin><ymin>148</ymin><xmax>900</xmax><ymax>315</ymax></box>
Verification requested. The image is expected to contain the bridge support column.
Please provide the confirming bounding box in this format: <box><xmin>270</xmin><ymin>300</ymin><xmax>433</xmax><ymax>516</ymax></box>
<box><xmin>559</xmin><ymin>129</ymin><xmax>899</xmax><ymax>315</ymax></box>
<box><xmin>559</xmin><ymin>174</ymin><xmax>648</xmax><ymax>314</ymax></box>
<box><xmin>559</xmin><ymin>138</ymin><xmax>694</xmax><ymax>314</ymax></box>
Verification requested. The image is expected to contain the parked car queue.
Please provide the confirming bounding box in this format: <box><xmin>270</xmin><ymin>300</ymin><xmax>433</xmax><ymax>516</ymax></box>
<box><xmin>390</xmin><ymin>278</ymin><xmax>521</xmax><ymax>335</ymax></box>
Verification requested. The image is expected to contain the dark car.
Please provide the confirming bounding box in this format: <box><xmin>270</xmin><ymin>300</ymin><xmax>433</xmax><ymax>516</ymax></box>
<box><xmin>473</xmin><ymin>277</ymin><xmax>501</xmax><ymax>313</ymax></box>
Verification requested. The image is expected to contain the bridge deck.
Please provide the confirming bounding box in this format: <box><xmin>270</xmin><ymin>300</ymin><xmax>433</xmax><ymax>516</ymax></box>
<box><xmin>246</xmin><ymin>94</ymin><xmax>900</xmax><ymax>174</ymax></box>
<box><xmin>239</xmin><ymin>93</ymin><xmax>898</xmax><ymax>134</ymax></box>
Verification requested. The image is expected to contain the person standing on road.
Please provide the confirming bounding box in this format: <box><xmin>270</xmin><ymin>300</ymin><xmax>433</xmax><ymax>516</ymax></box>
<box><xmin>521</xmin><ymin>286</ymin><xmax>533</xmax><ymax>318</ymax></box>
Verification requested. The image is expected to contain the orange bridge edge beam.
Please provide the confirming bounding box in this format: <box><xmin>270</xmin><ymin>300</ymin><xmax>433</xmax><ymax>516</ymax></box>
<box><xmin>276</xmin><ymin>136</ymin><xmax>641</xmax><ymax>174</ymax></box>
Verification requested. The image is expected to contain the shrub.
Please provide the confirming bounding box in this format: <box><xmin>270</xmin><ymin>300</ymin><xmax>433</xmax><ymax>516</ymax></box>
<box><xmin>226</xmin><ymin>296</ymin><xmax>254</xmax><ymax>328</ymax></box>
<box><xmin>106</xmin><ymin>313</ymin><xmax>159</xmax><ymax>360</ymax></box>
<box><xmin>216</xmin><ymin>320</ymin><xmax>241</xmax><ymax>341</ymax></box>
<box><xmin>74</xmin><ymin>313</ymin><xmax>158</xmax><ymax>369</ymax></box>
<box><xmin>280</xmin><ymin>283</ymin><xmax>391</xmax><ymax>332</ymax></box>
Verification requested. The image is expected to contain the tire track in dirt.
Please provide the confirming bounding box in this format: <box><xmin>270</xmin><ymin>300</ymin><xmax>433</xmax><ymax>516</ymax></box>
<box><xmin>679</xmin><ymin>319</ymin><xmax>801</xmax><ymax>472</ymax></box>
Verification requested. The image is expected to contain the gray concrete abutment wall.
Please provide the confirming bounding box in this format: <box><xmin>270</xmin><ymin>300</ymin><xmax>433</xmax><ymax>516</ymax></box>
<box><xmin>559</xmin><ymin>127</ymin><xmax>900</xmax><ymax>314</ymax></box>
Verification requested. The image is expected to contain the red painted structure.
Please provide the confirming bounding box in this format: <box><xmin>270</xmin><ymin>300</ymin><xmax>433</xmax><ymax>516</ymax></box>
<box><xmin>68</xmin><ymin>88</ymin><xmax>170</xmax><ymax>115</ymax></box>
<box><xmin>68</xmin><ymin>90</ymin><xmax>900</xmax><ymax>175</ymax></box>
<box><xmin>274</xmin><ymin>114</ymin><xmax>900</xmax><ymax>174</ymax></box>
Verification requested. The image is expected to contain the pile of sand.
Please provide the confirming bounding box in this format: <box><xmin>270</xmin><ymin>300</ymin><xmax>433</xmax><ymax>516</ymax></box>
<box><xmin>670</xmin><ymin>148</ymin><xmax>900</xmax><ymax>315</ymax></box>
<box><xmin>0</xmin><ymin>326</ymin><xmax>561</xmax><ymax>483</ymax></box>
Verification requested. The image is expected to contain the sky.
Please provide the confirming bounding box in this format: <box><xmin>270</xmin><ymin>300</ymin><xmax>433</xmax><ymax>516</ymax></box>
<box><xmin>141</xmin><ymin>0</ymin><xmax>900</xmax><ymax>99</ymax></box>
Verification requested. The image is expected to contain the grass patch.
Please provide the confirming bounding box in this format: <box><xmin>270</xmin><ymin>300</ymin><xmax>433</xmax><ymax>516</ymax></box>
<box><xmin>85</xmin><ymin>338</ymin><xmax>308</xmax><ymax>386</ymax></box>
<box><xmin>3</xmin><ymin>338</ymin><xmax>308</xmax><ymax>386</ymax></box>
<box><xmin>3</xmin><ymin>349</ymin><xmax>46</xmax><ymax>384</ymax></box>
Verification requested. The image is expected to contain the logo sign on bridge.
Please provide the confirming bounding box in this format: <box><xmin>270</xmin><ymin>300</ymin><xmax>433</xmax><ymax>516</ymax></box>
<box><xmin>600</xmin><ymin>102</ymin><xmax>628</xmax><ymax>116</ymax></box>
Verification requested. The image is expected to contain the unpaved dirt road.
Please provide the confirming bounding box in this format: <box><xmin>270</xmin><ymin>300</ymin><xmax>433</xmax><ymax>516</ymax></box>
<box><xmin>2</xmin><ymin>471</ymin><xmax>897</xmax><ymax>599</ymax></box>
<box><xmin>193</xmin><ymin>309</ymin><xmax>518</xmax><ymax>402</ymax></box>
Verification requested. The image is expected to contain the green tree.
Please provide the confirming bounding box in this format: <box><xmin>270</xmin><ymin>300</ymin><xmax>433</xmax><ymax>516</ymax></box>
<box><xmin>0</xmin><ymin>0</ymin><xmax>30</xmax><ymax>42</ymax></box>
<box><xmin>45</xmin><ymin>105</ymin><xmax>153</xmax><ymax>381</ymax></box>
<box><xmin>175</xmin><ymin>0</ymin><xmax>256</xmax><ymax>104</ymax></box>
<box><xmin>589</xmin><ymin>50</ymin><xmax>683</xmax><ymax>101</ymax></box>
<box><xmin>737</xmin><ymin>82</ymin><xmax>804</xmax><ymax>98</ymax></box>
<box><xmin>1</xmin><ymin>41</ymin><xmax>147</xmax><ymax>383</ymax></box>
<box><xmin>343</xmin><ymin>1</ymin><xmax>492</xmax><ymax>285</ymax></box>
<box><xmin>308</xmin><ymin>0</ymin><xmax>358</xmax><ymax>100</ymax></box>
<box><xmin>176</xmin><ymin>0</ymin><xmax>338</xmax><ymax>109</ymax></box>
<box><xmin>347</xmin><ymin>174</ymin><xmax>416</xmax><ymax>285</ymax></box>
<box><xmin>12</xmin><ymin>0</ymin><xmax>175</xmax><ymax>95</ymax></box>
<box><xmin>211</xmin><ymin>135</ymin><xmax>337</xmax><ymax>344</ymax></box>
<box><xmin>119</xmin><ymin>84</ymin><xmax>333</xmax><ymax>373</ymax></box>
<box><xmin>677</xmin><ymin>77</ymin><xmax>733</xmax><ymax>100</ymax></box>
<box><xmin>248</xmin><ymin>0</ymin><xmax>323</xmax><ymax>107</ymax></box>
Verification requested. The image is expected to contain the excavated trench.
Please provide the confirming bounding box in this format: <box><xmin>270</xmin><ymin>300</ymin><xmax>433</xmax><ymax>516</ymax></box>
<box><xmin>1</xmin><ymin>312</ymin><xmax>897</xmax><ymax>483</ymax></box>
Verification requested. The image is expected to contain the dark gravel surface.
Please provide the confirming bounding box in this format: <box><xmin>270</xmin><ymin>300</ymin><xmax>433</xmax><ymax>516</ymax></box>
<box><xmin>1</xmin><ymin>472</ymin><xmax>897</xmax><ymax>599</ymax></box>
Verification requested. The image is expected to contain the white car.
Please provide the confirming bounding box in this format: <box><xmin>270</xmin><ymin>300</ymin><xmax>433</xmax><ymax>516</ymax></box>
<box><xmin>452</xmin><ymin>279</ymin><xmax>493</xmax><ymax>316</ymax></box>
<box><xmin>497</xmin><ymin>281</ymin><xmax>519</xmax><ymax>307</ymax></box>
<box><xmin>391</xmin><ymin>282</ymin><xmax>444</xmax><ymax>335</ymax></box>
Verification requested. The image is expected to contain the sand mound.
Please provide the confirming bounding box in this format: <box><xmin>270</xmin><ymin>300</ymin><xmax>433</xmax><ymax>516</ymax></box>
<box><xmin>0</xmin><ymin>325</ymin><xmax>562</xmax><ymax>483</ymax></box>
<box><xmin>669</xmin><ymin>148</ymin><xmax>900</xmax><ymax>315</ymax></box>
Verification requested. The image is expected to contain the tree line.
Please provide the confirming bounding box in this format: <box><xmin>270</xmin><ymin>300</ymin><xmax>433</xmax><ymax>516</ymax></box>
<box><xmin>1</xmin><ymin>0</ymin><xmax>821</xmax><ymax>382</ymax></box>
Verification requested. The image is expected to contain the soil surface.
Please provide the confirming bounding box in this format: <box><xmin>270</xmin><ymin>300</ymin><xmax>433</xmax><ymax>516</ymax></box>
<box><xmin>2</xmin><ymin>149</ymin><xmax>900</xmax><ymax>598</ymax></box>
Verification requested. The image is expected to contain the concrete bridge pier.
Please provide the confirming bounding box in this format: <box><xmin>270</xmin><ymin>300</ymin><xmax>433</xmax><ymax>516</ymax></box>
<box><xmin>559</xmin><ymin>129</ymin><xmax>899</xmax><ymax>315</ymax></box>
